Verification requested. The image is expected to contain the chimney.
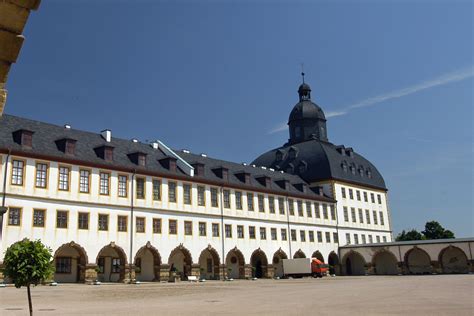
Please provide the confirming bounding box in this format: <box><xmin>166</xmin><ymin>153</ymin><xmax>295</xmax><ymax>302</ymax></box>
<box><xmin>101</xmin><ymin>129</ymin><xmax>112</xmax><ymax>142</ymax></box>
<box><xmin>151</xmin><ymin>141</ymin><xmax>159</xmax><ymax>149</ymax></box>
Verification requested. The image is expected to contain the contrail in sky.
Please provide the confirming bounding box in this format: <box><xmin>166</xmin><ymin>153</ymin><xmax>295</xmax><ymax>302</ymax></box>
<box><xmin>268</xmin><ymin>66</ymin><xmax>474</xmax><ymax>134</ymax></box>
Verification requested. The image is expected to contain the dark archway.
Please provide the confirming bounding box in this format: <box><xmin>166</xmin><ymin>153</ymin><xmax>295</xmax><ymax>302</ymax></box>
<box><xmin>96</xmin><ymin>242</ymin><xmax>127</xmax><ymax>282</ymax></box>
<box><xmin>344</xmin><ymin>251</ymin><xmax>366</xmax><ymax>275</ymax></box>
<box><xmin>293</xmin><ymin>249</ymin><xmax>306</xmax><ymax>259</ymax></box>
<box><xmin>134</xmin><ymin>242</ymin><xmax>161</xmax><ymax>281</ymax></box>
<box><xmin>372</xmin><ymin>250</ymin><xmax>398</xmax><ymax>275</ymax></box>
<box><xmin>53</xmin><ymin>242</ymin><xmax>88</xmax><ymax>283</ymax></box>
<box><xmin>405</xmin><ymin>247</ymin><xmax>432</xmax><ymax>274</ymax></box>
<box><xmin>225</xmin><ymin>248</ymin><xmax>245</xmax><ymax>279</ymax></box>
<box><xmin>328</xmin><ymin>252</ymin><xmax>339</xmax><ymax>275</ymax></box>
<box><xmin>168</xmin><ymin>245</ymin><xmax>193</xmax><ymax>280</ymax></box>
<box><xmin>312</xmin><ymin>251</ymin><xmax>324</xmax><ymax>262</ymax></box>
<box><xmin>250</xmin><ymin>249</ymin><xmax>269</xmax><ymax>278</ymax></box>
<box><xmin>438</xmin><ymin>246</ymin><xmax>469</xmax><ymax>274</ymax></box>
<box><xmin>198</xmin><ymin>246</ymin><xmax>221</xmax><ymax>280</ymax></box>
<box><xmin>272</xmin><ymin>249</ymin><xmax>288</xmax><ymax>278</ymax></box>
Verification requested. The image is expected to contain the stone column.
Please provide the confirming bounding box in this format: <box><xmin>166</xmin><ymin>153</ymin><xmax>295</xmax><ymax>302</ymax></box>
<box><xmin>85</xmin><ymin>264</ymin><xmax>98</xmax><ymax>284</ymax></box>
<box><xmin>123</xmin><ymin>264</ymin><xmax>135</xmax><ymax>283</ymax></box>
<box><xmin>397</xmin><ymin>262</ymin><xmax>404</xmax><ymax>275</ymax></box>
<box><xmin>366</xmin><ymin>263</ymin><xmax>375</xmax><ymax>275</ymax></box>
<box><xmin>267</xmin><ymin>264</ymin><xmax>275</xmax><ymax>279</ymax></box>
<box><xmin>431</xmin><ymin>261</ymin><xmax>441</xmax><ymax>274</ymax></box>
<box><xmin>191</xmin><ymin>264</ymin><xmax>200</xmax><ymax>279</ymax></box>
<box><xmin>160</xmin><ymin>264</ymin><xmax>170</xmax><ymax>281</ymax></box>
<box><xmin>219</xmin><ymin>264</ymin><xmax>226</xmax><ymax>280</ymax></box>
<box><xmin>244</xmin><ymin>264</ymin><xmax>252</xmax><ymax>279</ymax></box>
<box><xmin>154</xmin><ymin>264</ymin><xmax>161</xmax><ymax>282</ymax></box>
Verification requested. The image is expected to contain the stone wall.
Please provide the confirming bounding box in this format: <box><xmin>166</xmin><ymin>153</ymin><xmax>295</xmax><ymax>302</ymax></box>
<box><xmin>0</xmin><ymin>0</ymin><xmax>41</xmax><ymax>115</ymax></box>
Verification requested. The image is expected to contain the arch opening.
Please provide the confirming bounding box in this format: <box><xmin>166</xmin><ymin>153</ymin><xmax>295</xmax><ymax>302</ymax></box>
<box><xmin>225</xmin><ymin>248</ymin><xmax>245</xmax><ymax>279</ymax></box>
<box><xmin>328</xmin><ymin>252</ymin><xmax>339</xmax><ymax>275</ymax></box>
<box><xmin>373</xmin><ymin>251</ymin><xmax>398</xmax><ymax>275</ymax></box>
<box><xmin>272</xmin><ymin>249</ymin><xmax>288</xmax><ymax>278</ymax></box>
<box><xmin>168</xmin><ymin>246</ymin><xmax>193</xmax><ymax>281</ymax></box>
<box><xmin>344</xmin><ymin>251</ymin><xmax>366</xmax><ymax>275</ymax></box>
<box><xmin>53</xmin><ymin>242</ymin><xmax>88</xmax><ymax>283</ymax></box>
<box><xmin>439</xmin><ymin>246</ymin><xmax>469</xmax><ymax>274</ymax></box>
<box><xmin>199</xmin><ymin>247</ymin><xmax>221</xmax><ymax>280</ymax></box>
<box><xmin>293</xmin><ymin>250</ymin><xmax>306</xmax><ymax>259</ymax></box>
<box><xmin>405</xmin><ymin>248</ymin><xmax>432</xmax><ymax>275</ymax></box>
<box><xmin>250</xmin><ymin>249</ymin><xmax>269</xmax><ymax>278</ymax></box>
<box><xmin>134</xmin><ymin>244</ymin><xmax>161</xmax><ymax>282</ymax></box>
<box><xmin>96</xmin><ymin>243</ymin><xmax>127</xmax><ymax>282</ymax></box>
<box><xmin>312</xmin><ymin>251</ymin><xmax>324</xmax><ymax>262</ymax></box>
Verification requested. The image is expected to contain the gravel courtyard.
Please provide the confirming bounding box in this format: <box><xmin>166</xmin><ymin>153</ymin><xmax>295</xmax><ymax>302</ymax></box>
<box><xmin>1</xmin><ymin>275</ymin><xmax>473</xmax><ymax>315</ymax></box>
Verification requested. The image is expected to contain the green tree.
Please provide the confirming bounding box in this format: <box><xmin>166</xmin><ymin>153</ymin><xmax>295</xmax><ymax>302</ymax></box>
<box><xmin>3</xmin><ymin>239</ymin><xmax>54</xmax><ymax>316</ymax></box>
<box><xmin>422</xmin><ymin>221</ymin><xmax>455</xmax><ymax>239</ymax></box>
<box><xmin>395</xmin><ymin>229</ymin><xmax>423</xmax><ymax>241</ymax></box>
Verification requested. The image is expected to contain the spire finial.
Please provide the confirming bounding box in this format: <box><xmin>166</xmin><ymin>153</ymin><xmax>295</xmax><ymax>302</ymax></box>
<box><xmin>301</xmin><ymin>63</ymin><xmax>305</xmax><ymax>83</ymax></box>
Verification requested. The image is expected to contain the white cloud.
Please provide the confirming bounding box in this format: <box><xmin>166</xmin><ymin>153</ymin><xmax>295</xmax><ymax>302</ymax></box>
<box><xmin>267</xmin><ymin>65</ymin><xmax>474</xmax><ymax>133</ymax></box>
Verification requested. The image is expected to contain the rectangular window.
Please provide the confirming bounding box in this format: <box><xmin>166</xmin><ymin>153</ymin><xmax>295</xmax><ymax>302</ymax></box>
<box><xmin>249</xmin><ymin>226</ymin><xmax>256</xmax><ymax>239</ymax></box>
<box><xmin>235</xmin><ymin>191</ymin><xmax>243</xmax><ymax>210</ymax></box>
<box><xmin>323</xmin><ymin>204</ymin><xmax>328</xmax><ymax>219</ymax></box>
<box><xmin>136</xmin><ymin>177</ymin><xmax>145</xmax><ymax>199</ymax></box>
<box><xmin>271</xmin><ymin>228</ymin><xmax>277</xmax><ymax>240</ymax></box>
<box><xmin>55</xmin><ymin>257</ymin><xmax>72</xmax><ymax>274</ymax></box>
<box><xmin>376</xmin><ymin>236</ymin><xmax>381</xmax><ymax>243</ymax></box>
<box><xmin>98</xmin><ymin>214</ymin><xmax>108</xmax><ymax>231</ymax></box>
<box><xmin>325</xmin><ymin>231</ymin><xmax>331</xmax><ymax>243</ymax></box>
<box><xmin>184</xmin><ymin>221</ymin><xmax>193</xmax><ymax>235</ymax></box>
<box><xmin>297</xmin><ymin>200</ymin><xmax>303</xmax><ymax>216</ymax></box>
<box><xmin>309</xmin><ymin>231</ymin><xmax>315</xmax><ymax>242</ymax></box>
<box><xmin>258</xmin><ymin>194</ymin><xmax>265</xmax><ymax>212</ymax></box>
<box><xmin>111</xmin><ymin>258</ymin><xmax>121</xmax><ymax>273</ymax></box>
<box><xmin>346</xmin><ymin>233</ymin><xmax>351</xmax><ymax>245</ymax></box>
<box><xmin>362</xmin><ymin>234</ymin><xmax>366</xmax><ymax>244</ymax></box>
<box><xmin>354</xmin><ymin>234</ymin><xmax>359</xmax><ymax>244</ymax></box>
<box><xmin>363</xmin><ymin>191</ymin><xmax>368</xmax><ymax>202</ymax></box>
<box><xmin>237</xmin><ymin>225</ymin><xmax>244</xmax><ymax>238</ymax></box>
<box><xmin>11</xmin><ymin>160</ymin><xmax>24</xmax><ymax>185</ymax></box>
<box><xmin>8</xmin><ymin>207</ymin><xmax>21</xmax><ymax>226</ymax></box>
<box><xmin>99</xmin><ymin>172</ymin><xmax>110</xmax><ymax>195</ymax></box>
<box><xmin>118</xmin><ymin>175</ymin><xmax>128</xmax><ymax>197</ymax></box>
<box><xmin>98</xmin><ymin>257</ymin><xmax>105</xmax><ymax>273</ymax></box>
<box><xmin>371</xmin><ymin>193</ymin><xmax>375</xmax><ymax>203</ymax></box>
<box><xmin>35</xmin><ymin>163</ymin><xmax>48</xmax><ymax>188</ymax></box>
<box><xmin>136</xmin><ymin>217</ymin><xmax>145</xmax><ymax>233</ymax></box>
<box><xmin>373</xmin><ymin>210</ymin><xmax>378</xmax><ymax>225</ymax></box>
<box><xmin>351</xmin><ymin>208</ymin><xmax>356</xmax><ymax>223</ymax></box>
<box><xmin>359</xmin><ymin>208</ymin><xmax>364</xmax><ymax>223</ymax></box>
<box><xmin>343</xmin><ymin>207</ymin><xmax>349</xmax><ymax>222</ymax></box>
<box><xmin>348</xmin><ymin>189</ymin><xmax>354</xmax><ymax>199</ymax></box>
<box><xmin>330</xmin><ymin>205</ymin><xmax>336</xmax><ymax>220</ymax></box>
<box><xmin>198</xmin><ymin>186</ymin><xmax>206</xmax><ymax>206</ymax></box>
<box><xmin>247</xmin><ymin>193</ymin><xmax>254</xmax><ymax>211</ymax></box>
<box><xmin>315</xmin><ymin>203</ymin><xmax>320</xmax><ymax>218</ymax></box>
<box><xmin>291</xmin><ymin>229</ymin><xmax>297</xmax><ymax>241</ymax></box>
<box><xmin>269</xmin><ymin>196</ymin><xmax>275</xmax><ymax>214</ymax></box>
<box><xmin>199</xmin><ymin>222</ymin><xmax>206</xmax><ymax>236</ymax></box>
<box><xmin>341</xmin><ymin>187</ymin><xmax>346</xmax><ymax>198</ymax></box>
<box><xmin>369</xmin><ymin>235</ymin><xmax>373</xmax><ymax>243</ymax></box>
<box><xmin>281</xmin><ymin>228</ymin><xmax>287</xmax><ymax>241</ymax></box>
<box><xmin>379</xmin><ymin>211</ymin><xmax>385</xmax><ymax>225</ymax></box>
<box><xmin>288</xmin><ymin>199</ymin><xmax>294</xmax><ymax>215</ymax></box>
<box><xmin>278</xmin><ymin>197</ymin><xmax>285</xmax><ymax>215</ymax></box>
<box><xmin>153</xmin><ymin>179</ymin><xmax>161</xmax><ymax>201</ymax></box>
<box><xmin>56</xmin><ymin>210</ymin><xmax>68</xmax><ymax>228</ymax></box>
<box><xmin>377</xmin><ymin>194</ymin><xmax>382</xmax><ymax>204</ymax></box>
<box><xmin>356</xmin><ymin>190</ymin><xmax>361</xmax><ymax>201</ymax></box>
<box><xmin>223</xmin><ymin>189</ymin><xmax>231</xmax><ymax>208</ymax></box>
<box><xmin>169</xmin><ymin>219</ymin><xmax>177</xmax><ymax>235</ymax></box>
<box><xmin>225</xmin><ymin>224</ymin><xmax>232</xmax><ymax>238</ymax></box>
<box><xmin>365</xmin><ymin>209</ymin><xmax>371</xmax><ymax>224</ymax></box>
<box><xmin>211</xmin><ymin>188</ymin><xmax>219</xmax><ymax>207</ymax></box>
<box><xmin>212</xmin><ymin>223</ymin><xmax>219</xmax><ymax>237</ymax></box>
<box><xmin>33</xmin><ymin>209</ymin><xmax>45</xmax><ymax>227</ymax></box>
<box><xmin>168</xmin><ymin>181</ymin><xmax>177</xmax><ymax>203</ymax></box>
<box><xmin>317</xmin><ymin>231</ymin><xmax>322</xmax><ymax>243</ymax></box>
<box><xmin>333</xmin><ymin>232</ymin><xmax>339</xmax><ymax>243</ymax></box>
<box><xmin>118</xmin><ymin>216</ymin><xmax>127</xmax><ymax>232</ymax></box>
<box><xmin>58</xmin><ymin>166</ymin><xmax>70</xmax><ymax>191</ymax></box>
<box><xmin>78</xmin><ymin>212</ymin><xmax>89</xmax><ymax>230</ymax></box>
<box><xmin>306</xmin><ymin>201</ymin><xmax>312</xmax><ymax>217</ymax></box>
<box><xmin>79</xmin><ymin>170</ymin><xmax>90</xmax><ymax>193</ymax></box>
<box><xmin>183</xmin><ymin>184</ymin><xmax>192</xmax><ymax>205</ymax></box>
<box><xmin>260</xmin><ymin>227</ymin><xmax>266</xmax><ymax>240</ymax></box>
<box><xmin>383</xmin><ymin>236</ymin><xmax>387</xmax><ymax>243</ymax></box>
<box><xmin>300</xmin><ymin>230</ymin><xmax>306</xmax><ymax>242</ymax></box>
<box><xmin>153</xmin><ymin>218</ymin><xmax>161</xmax><ymax>234</ymax></box>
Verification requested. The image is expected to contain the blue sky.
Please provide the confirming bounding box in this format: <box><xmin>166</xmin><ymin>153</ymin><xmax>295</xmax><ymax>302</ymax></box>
<box><xmin>6</xmin><ymin>0</ymin><xmax>473</xmax><ymax>237</ymax></box>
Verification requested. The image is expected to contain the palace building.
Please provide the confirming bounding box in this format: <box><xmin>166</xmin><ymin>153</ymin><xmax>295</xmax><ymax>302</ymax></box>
<box><xmin>0</xmin><ymin>81</ymin><xmax>395</xmax><ymax>283</ymax></box>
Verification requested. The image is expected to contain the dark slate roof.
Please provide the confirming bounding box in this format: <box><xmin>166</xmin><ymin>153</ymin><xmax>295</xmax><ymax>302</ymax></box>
<box><xmin>289</xmin><ymin>100</ymin><xmax>326</xmax><ymax>123</ymax></box>
<box><xmin>251</xmin><ymin>139</ymin><xmax>387</xmax><ymax>190</ymax></box>
<box><xmin>0</xmin><ymin>114</ymin><xmax>334</xmax><ymax>202</ymax></box>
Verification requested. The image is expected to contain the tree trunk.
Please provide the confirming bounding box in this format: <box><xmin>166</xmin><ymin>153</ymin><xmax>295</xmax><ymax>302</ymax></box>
<box><xmin>27</xmin><ymin>284</ymin><xmax>33</xmax><ymax>316</ymax></box>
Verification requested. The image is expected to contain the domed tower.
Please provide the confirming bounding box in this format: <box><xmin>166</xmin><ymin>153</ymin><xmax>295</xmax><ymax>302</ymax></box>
<box><xmin>288</xmin><ymin>78</ymin><xmax>328</xmax><ymax>144</ymax></box>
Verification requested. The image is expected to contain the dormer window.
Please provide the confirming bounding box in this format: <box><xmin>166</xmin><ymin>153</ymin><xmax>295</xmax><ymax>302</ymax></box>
<box><xmin>256</xmin><ymin>176</ymin><xmax>271</xmax><ymax>188</ymax></box>
<box><xmin>212</xmin><ymin>167</ymin><xmax>229</xmax><ymax>180</ymax></box>
<box><xmin>341</xmin><ymin>161</ymin><xmax>348</xmax><ymax>172</ymax></box>
<box><xmin>275</xmin><ymin>150</ymin><xmax>284</xmax><ymax>162</ymax></box>
<box><xmin>192</xmin><ymin>163</ymin><xmax>205</xmax><ymax>176</ymax></box>
<box><xmin>288</xmin><ymin>147</ymin><xmax>298</xmax><ymax>159</ymax></box>
<box><xmin>293</xmin><ymin>183</ymin><xmax>307</xmax><ymax>193</ymax></box>
<box><xmin>56</xmin><ymin>138</ymin><xmax>77</xmax><ymax>155</ymax></box>
<box><xmin>12</xmin><ymin>129</ymin><xmax>34</xmax><ymax>148</ymax></box>
<box><xmin>366</xmin><ymin>169</ymin><xmax>372</xmax><ymax>178</ymax></box>
<box><xmin>159</xmin><ymin>157</ymin><xmax>177</xmax><ymax>172</ymax></box>
<box><xmin>298</xmin><ymin>161</ymin><xmax>307</xmax><ymax>174</ymax></box>
<box><xmin>128</xmin><ymin>152</ymin><xmax>147</xmax><ymax>167</ymax></box>
<box><xmin>94</xmin><ymin>145</ymin><xmax>114</xmax><ymax>161</ymax></box>
<box><xmin>275</xmin><ymin>179</ymin><xmax>289</xmax><ymax>190</ymax></box>
<box><xmin>350</xmin><ymin>163</ymin><xmax>356</xmax><ymax>175</ymax></box>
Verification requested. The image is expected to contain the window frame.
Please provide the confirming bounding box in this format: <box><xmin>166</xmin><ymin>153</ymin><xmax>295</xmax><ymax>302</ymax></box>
<box><xmin>136</xmin><ymin>216</ymin><xmax>146</xmax><ymax>233</ymax></box>
<box><xmin>98</xmin><ymin>213</ymin><xmax>109</xmax><ymax>231</ymax></box>
<box><xmin>11</xmin><ymin>159</ymin><xmax>25</xmax><ymax>186</ymax></box>
<box><xmin>58</xmin><ymin>165</ymin><xmax>70</xmax><ymax>191</ymax></box>
<box><xmin>32</xmin><ymin>209</ymin><xmax>46</xmax><ymax>227</ymax></box>
<box><xmin>118</xmin><ymin>174</ymin><xmax>128</xmax><ymax>198</ymax></box>
<box><xmin>8</xmin><ymin>207</ymin><xmax>22</xmax><ymax>226</ymax></box>
<box><xmin>79</xmin><ymin>169</ymin><xmax>91</xmax><ymax>194</ymax></box>
<box><xmin>99</xmin><ymin>171</ymin><xmax>111</xmax><ymax>196</ymax></box>
<box><xmin>56</xmin><ymin>210</ymin><xmax>68</xmax><ymax>229</ymax></box>
<box><xmin>78</xmin><ymin>212</ymin><xmax>89</xmax><ymax>230</ymax></box>
<box><xmin>35</xmin><ymin>162</ymin><xmax>48</xmax><ymax>189</ymax></box>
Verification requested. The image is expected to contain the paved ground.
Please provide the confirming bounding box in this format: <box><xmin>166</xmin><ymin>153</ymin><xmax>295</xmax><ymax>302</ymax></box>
<box><xmin>1</xmin><ymin>275</ymin><xmax>473</xmax><ymax>315</ymax></box>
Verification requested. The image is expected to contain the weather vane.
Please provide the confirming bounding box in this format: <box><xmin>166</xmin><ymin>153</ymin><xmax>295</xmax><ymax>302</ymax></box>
<box><xmin>301</xmin><ymin>63</ymin><xmax>305</xmax><ymax>83</ymax></box>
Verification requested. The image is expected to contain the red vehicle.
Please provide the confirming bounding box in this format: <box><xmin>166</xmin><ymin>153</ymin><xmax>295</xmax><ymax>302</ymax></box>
<box><xmin>311</xmin><ymin>258</ymin><xmax>329</xmax><ymax>278</ymax></box>
<box><xmin>282</xmin><ymin>258</ymin><xmax>329</xmax><ymax>278</ymax></box>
